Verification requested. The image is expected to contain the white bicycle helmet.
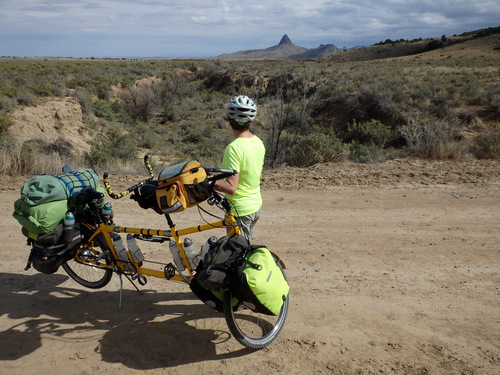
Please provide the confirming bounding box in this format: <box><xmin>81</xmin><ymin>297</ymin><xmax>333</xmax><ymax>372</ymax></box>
<box><xmin>227</xmin><ymin>95</ymin><xmax>257</xmax><ymax>124</ymax></box>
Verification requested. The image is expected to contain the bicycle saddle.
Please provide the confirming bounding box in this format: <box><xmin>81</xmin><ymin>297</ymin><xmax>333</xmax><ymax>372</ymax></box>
<box><xmin>70</xmin><ymin>187</ymin><xmax>104</xmax><ymax>206</ymax></box>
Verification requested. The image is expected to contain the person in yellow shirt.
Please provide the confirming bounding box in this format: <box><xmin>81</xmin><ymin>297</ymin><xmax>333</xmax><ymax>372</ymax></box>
<box><xmin>214</xmin><ymin>95</ymin><xmax>266</xmax><ymax>240</ymax></box>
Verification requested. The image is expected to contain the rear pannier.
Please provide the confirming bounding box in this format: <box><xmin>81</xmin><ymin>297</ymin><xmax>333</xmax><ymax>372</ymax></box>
<box><xmin>13</xmin><ymin>166</ymin><xmax>105</xmax><ymax>274</ymax></box>
<box><xmin>27</xmin><ymin>223</ymin><xmax>82</xmax><ymax>274</ymax></box>
<box><xmin>229</xmin><ymin>247</ymin><xmax>290</xmax><ymax>316</ymax></box>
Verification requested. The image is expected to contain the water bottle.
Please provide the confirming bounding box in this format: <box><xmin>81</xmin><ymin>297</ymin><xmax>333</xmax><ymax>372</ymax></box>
<box><xmin>127</xmin><ymin>234</ymin><xmax>144</xmax><ymax>263</ymax></box>
<box><xmin>63</xmin><ymin>211</ymin><xmax>75</xmax><ymax>242</ymax></box>
<box><xmin>199</xmin><ymin>236</ymin><xmax>217</xmax><ymax>262</ymax></box>
<box><xmin>169</xmin><ymin>240</ymin><xmax>185</xmax><ymax>271</ymax></box>
<box><xmin>183</xmin><ymin>238</ymin><xmax>197</xmax><ymax>266</ymax></box>
<box><xmin>102</xmin><ymin>202</ymin><xmax>113</xmax><ymax>222</ymax></box>
<box><xmin>113</xmin><ymin>233</ymin><xmax>128</xmax><ymax>261</ymax></box>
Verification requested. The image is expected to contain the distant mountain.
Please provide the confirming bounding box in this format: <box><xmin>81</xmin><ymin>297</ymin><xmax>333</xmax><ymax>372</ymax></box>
<box><xmin>214</xmin><ymin>34</ymin><xmax>341</xmax><ymax>61</ymax></box>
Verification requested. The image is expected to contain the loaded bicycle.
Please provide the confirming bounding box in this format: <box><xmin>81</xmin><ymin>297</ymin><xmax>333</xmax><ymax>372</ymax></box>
<box><xmin>53</xmin><ymin>156</ymin><xmax>288</xmax><ymax>349</ymax></box>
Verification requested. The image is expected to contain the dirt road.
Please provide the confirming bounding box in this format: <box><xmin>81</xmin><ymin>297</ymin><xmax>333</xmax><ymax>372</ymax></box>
<box><xmin>1</xmin><ymin>160</ymin><xmax>499</xmax><ymax>374</ymax></box>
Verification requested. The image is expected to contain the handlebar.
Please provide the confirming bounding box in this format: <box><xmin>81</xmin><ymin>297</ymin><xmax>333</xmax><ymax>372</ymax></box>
<box><xmin>103</xmin><ymin>155</ymin><xmax>155</xmax><ymax>199</ymax></box>
<box><xmin>205</xmin><ymin>167</ymin><xmax>237</xmax><ymax>184</ymax></box>
<box><xmin>103</xmin><ymin>157</ymin><xmax>236</xmax><ymax>200</ymax></box>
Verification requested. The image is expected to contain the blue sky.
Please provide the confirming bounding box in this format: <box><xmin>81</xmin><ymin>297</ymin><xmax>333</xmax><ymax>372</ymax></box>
<box><xmin>0</xmin><ymin>0</ymin><xmax>498</xmax><ymax>58</ymax></box>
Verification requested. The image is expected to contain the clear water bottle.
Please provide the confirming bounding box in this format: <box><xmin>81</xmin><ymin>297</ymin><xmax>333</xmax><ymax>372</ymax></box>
<box><xmin>126</xmin><ymin>234</ymin><xmax>144</xmax><ymax>263</ymax></box>
<box><xmin>102</xmin><ymin>202</ymin><xmax>113</xmax><ymax>223</ymax></box>
<box><xmin>183</xmin><ymin>237</ymin><xmax>197</xmax><ymax>266</ymax></box>
<box><xmin>198</xmin><ymin>235</ymin><xmax>217</xmax><ymax>264</ymax></box>
<box><xmin>169</xmin><ymin>240</ymin><xmax>185</xmax><ymax>271</ymax></box>
<box><xmin>63</xmin><ymin>211</ymin><xmax>75</xmax><ymax>242</ymax></box>
<box><xmin>112</xmin><ymin>233</ymin><xmax>128</xmax><ymax>261</ymax></box>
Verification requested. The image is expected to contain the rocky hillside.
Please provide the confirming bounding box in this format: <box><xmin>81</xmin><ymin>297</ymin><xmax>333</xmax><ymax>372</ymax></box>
<box><xmin>321</xmin><ymin>26</ymin><xmax>500</xmax><ymax>63</ymax></box>
<box><xmin>214</xmin><ymin>34</ymin><xmax>341</xmax><ymax>60</ymax></box>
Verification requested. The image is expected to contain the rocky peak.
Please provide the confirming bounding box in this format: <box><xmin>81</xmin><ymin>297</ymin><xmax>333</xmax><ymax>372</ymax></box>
<box><xmin>278</xmin><ymin>34</ymin><xmax>293</xmax><ymax>46</ymax></box>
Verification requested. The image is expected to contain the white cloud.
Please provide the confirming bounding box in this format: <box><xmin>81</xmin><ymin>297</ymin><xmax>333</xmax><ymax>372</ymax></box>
<box><xmin>0</xmin><ymin>0</ymin><xmax>498</xmax><ymax>57</ymax></box>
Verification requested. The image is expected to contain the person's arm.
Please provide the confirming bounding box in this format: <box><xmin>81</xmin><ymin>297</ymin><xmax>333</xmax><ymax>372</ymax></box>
<box><xmin>214</xmin><ymin>173</ymin><xmax>239</xmax><ymax>195</ymax></box>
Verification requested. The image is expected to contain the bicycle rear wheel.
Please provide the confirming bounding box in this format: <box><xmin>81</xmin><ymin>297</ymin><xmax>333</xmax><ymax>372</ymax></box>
<box><xmin>223</xmin><ymin>262</ymin><xmax>289</xmax><ymax>349</ymax></box>
<box><xmin>62</xmin><ymin>223</ymin><xmax>113</xmax><ymax>289</ymax></box>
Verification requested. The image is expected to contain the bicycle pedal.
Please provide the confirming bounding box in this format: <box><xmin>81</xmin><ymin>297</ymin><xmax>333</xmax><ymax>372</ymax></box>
<box><xmin>137</xmin><ymin>274</ymin><xmax>147</xmax><ymax>285</ymax></box>
<box><xmin>164</xmin><ymin>263</ymin><xmax>175</xmax><ymax>280</ymax></box>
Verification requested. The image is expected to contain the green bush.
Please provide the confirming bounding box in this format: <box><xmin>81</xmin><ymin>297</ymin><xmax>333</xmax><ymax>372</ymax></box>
<box><xmin>471</xmin><ymin>129</ymin><xmax>500</xmax><ymax>159</ymax></box>
<box><xmin>286</xmin><ymin>131</ymin><xmax>344</xmax><ymax>167</ymax></box>
<box><xmin>0</xmin><ymin>111</ymin><xmax>14</xmax><ymax>136</ymax></box>
<box><xmin>84</xmin><ymin>130</ymin><xmax>137</xmax><ymax>168</ymax></box>
<box><xmin>348</xmin><ymin>141</ymin><xmax>388</xmax><ymax>163</ymax></box>
<box><xmin>93</xmin><ymin>100</ymin><xmax>117</xmax><ymax>121</ymax></box>
<box><xmin>0</xmin><ymin>95</ymin><xmax>17</xmax><ymax>111</ymax></box>
<box><xmin>346</xmin><ymin>119</ymin><xmax>396</xmax><ymax>147</ymax></box>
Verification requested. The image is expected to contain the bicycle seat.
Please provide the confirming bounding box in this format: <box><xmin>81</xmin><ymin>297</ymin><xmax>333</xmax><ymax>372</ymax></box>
<box><xmin>70</xmin><ymin>187</ymin><xmax>104</xmax><ymax>206</ymax></box>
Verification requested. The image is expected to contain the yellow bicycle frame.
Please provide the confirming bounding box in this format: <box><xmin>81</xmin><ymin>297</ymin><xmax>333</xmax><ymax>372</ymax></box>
<box><xmin>78</xmin><ymin>212</ymin><xmax>241</xmax><ymax>283</ymax></box>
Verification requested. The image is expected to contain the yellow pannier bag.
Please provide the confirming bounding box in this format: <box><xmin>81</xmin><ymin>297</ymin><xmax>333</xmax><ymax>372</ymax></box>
<box><xmin>156</xmin><ymin>160</ymin><xmax>210</xmax><ymax>214</ymax></box>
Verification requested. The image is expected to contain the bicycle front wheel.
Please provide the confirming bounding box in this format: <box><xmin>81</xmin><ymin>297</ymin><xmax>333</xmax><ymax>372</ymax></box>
<box><xmin>62</xmin><ymin>223</ymin><xmax>113</xmax><ymax>289</ymax></box>
<box><xmin>223</xmin><ymin>262</ymin><xmax>289</xmax><ymax>349</ymax></box>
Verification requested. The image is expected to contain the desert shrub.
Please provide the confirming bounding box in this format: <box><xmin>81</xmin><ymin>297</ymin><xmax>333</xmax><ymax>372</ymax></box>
<box><xmin>135</xmin><ymin>122</ymin><xmax>160</xmax><ymax>149</ymax></box>
<box><xmin>470</xmin><ymin>129</ymin><xmax>500</xmax><ymax>159</ymax></box>
<box><xmin>345</xmin><ymin>119</ymin><xmax>396</xmax><ymax>146</ymax></box>
<box><xmin>16</xmin><ymin>90</ymin><xmax>38</xmax><ymax>106</ymax></box>
<box><xmin>17</xmin><ymin>140</ymin><xmax>67</xmax><ymax>175</ymax></box>
<box><xmin>71</xmin><ymin>91</ymin><xmax>94</xmax><ymax>116</ymax></box>
<box><xmin>93</xmin><ymin>100</ymin><xmax>117</xmax><ymax>121</ymax></box>
<box><xmin>345</xmin><ymin>119</ymin><xmax>398</xmax><ymax>163</ymax></box>
<box><xmin>286</xmin><ymin>130</ymin><xmax>344</xmax><ymax>167</ymax></box>
<box><xmin>84</xmin><ymin>146</ymin><xmax>109</xmax><ymax>168</ymax></box>
<box><xmin>0</xmin><ymin>111</ymin><xmax>14</xmax><ymax>136</ymax></box>
<box><xmin>84</xmin><ymin>130</ymin><xmax>137</xmax><ymax>168</ymax></box>
<box><xmin>400</xmin><ymin>117</ymin><xmax>465</xmax><ymax>159</ymax></box>
<box><xmin>0</xmin><ymin>135</ymin><xmax>81</xmax><ymax>174</ymax></box>
<box><xmin>0</xmin><ymin>95</ymin><xmax>17</xmax><ymax>111</ymax></box>
<box><xmin>347</xmin><ymin>141</ymin><xmax>392</xmax><ymax>163</ymax></box>
<box><xmin>32</xmin><ymin>138</ymin><xmax>74</xmax><ymax>158</ymax></box>
<box><xmin>121</xmin><ymin>84</ymin><xmax>156</xmax><ymax>122</ymax></box>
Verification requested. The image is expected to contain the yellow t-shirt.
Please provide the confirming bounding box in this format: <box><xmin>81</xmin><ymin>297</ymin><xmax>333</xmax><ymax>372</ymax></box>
<box><xmin>221</xmin><ymin>135</ymin><xmax>265</xmax><ymax>217</ymax></box>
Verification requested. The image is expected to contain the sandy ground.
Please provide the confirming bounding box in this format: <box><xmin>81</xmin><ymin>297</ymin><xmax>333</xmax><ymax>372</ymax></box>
<box><xmin>1</xmin><ymin>160</ymin><xmax>499</xmax><ymax>375</ymax></box>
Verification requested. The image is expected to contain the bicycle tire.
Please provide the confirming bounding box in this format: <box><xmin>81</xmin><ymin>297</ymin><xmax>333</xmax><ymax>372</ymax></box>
<box><xmin>62</xmin><ymin>223</ymin><xmax>113</xmax><ymax>289</ymax></box>
<box><xmin>223</xmin><ymin>261</ymin><xmax>289</xmax><ymax>349</ymax></box>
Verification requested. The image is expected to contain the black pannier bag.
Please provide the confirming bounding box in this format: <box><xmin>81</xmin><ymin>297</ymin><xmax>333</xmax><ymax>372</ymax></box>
<box><xmin>189</xmin><ymin>272</ymin><xmax>225</xmax><ymax>312</ymax></box>
<box><xmin>196</xmin><ymin>235</ymin><xmax>250</xmax><ymax>291</ymax></box>
<box><xmin>26</xmin><ymin>222</ymin><xmax>82</xmax><ymax>274</ymax></box>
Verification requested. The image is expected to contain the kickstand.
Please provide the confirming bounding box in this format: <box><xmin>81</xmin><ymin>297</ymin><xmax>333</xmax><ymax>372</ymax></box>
<box><xmin>117</xmin><ymin>274</ymin><xmax>144</xmax><ymax>311</ymax></box>
<box><xmin>118</xmin><ymin>274</ymin><xmax>123</xmax><ymax>310</ymax></box>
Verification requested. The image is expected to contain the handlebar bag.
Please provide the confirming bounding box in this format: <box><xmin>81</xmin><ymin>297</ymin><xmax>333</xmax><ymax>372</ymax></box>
<box><xmin>229</xmin><ymin>247</ymin><xmax>289</xmax><ymax>316</ymax></box>
<box><xmin>156</xmin><ymin>160</ymin><xmax>210</xmax><ymax>214</ymax></box>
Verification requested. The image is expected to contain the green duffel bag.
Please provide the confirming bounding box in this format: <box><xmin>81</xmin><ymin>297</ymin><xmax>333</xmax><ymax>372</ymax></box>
<box><xmin>229</xmin><ymin>247</ymin><xmax>290</xmax><ymax>316</ymax></box>
<box><xmin>13</xmin><ymin>199</ymin><xmax>68</xmax><ymax>239</ymax></box>
<box><xmin>21</xmin><ymin>167</ymin><xmax>100</xmax><ymax>206</ymax></box>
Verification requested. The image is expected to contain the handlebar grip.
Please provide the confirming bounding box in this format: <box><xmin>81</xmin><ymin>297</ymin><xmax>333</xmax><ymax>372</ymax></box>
<box><xmin>144</xmin><ymin>154</ymin><xmax>155</xmax><ymax>179</ymax></box>
<box><xmin>204</xmin><ymin>167</ymin><xmax>237</xmax><ymax>175</ymax></box>
<box><xmin>205</xmin><ymin>168</ymin><xmax>237</xmax><ymax>183</ymax></box>
<box><xmin>103</xmin><ymin>155</ymin><xmax>155</xmax><ymax>200</ymax></box>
